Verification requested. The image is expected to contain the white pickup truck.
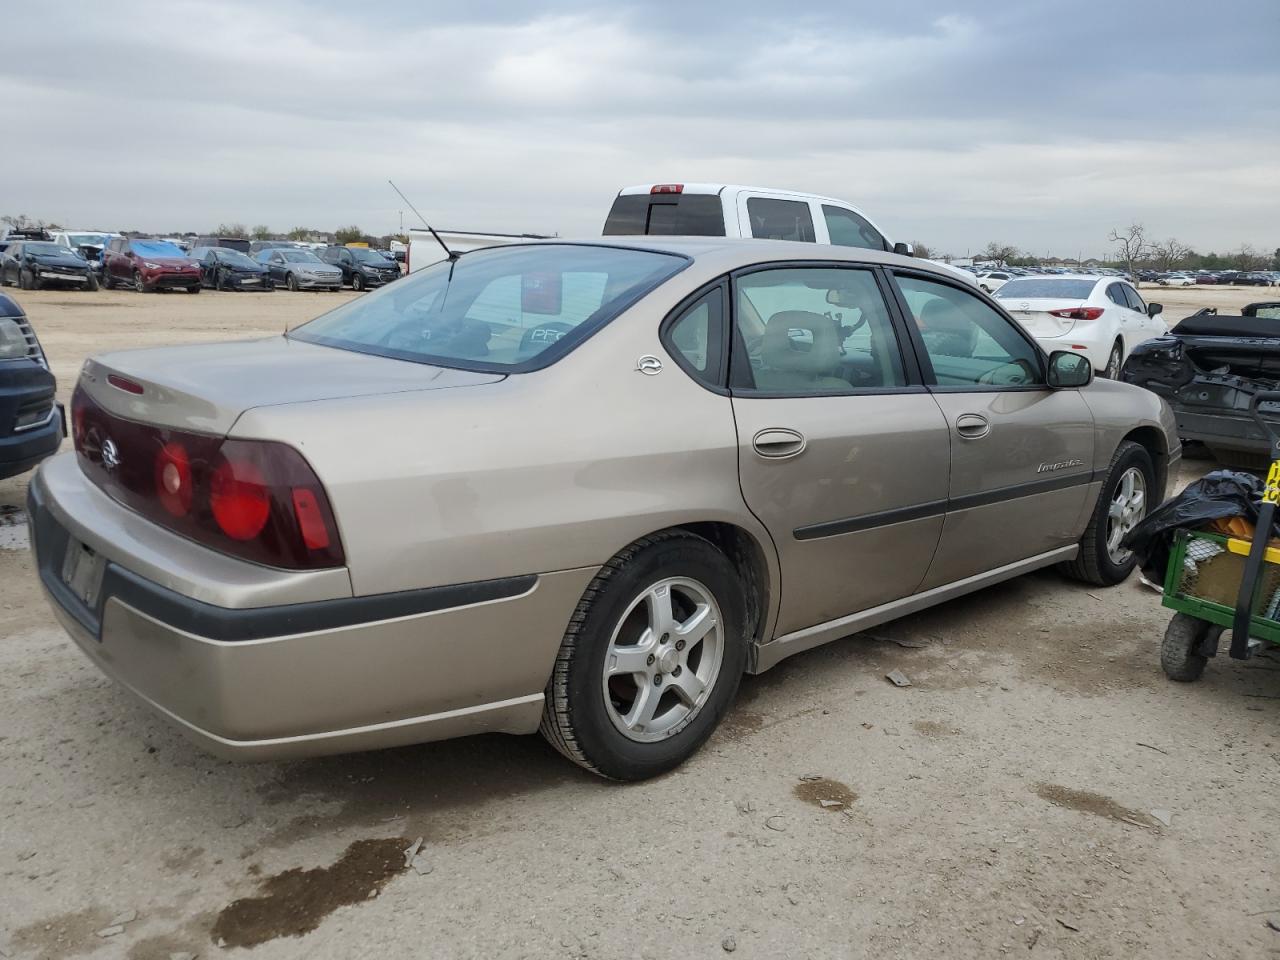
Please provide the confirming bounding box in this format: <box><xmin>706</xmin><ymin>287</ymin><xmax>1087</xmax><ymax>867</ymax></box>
<box><xmin>407</xmin><ymin>183</ymin><xmax>972</xmax><ymax>284</ymax></box>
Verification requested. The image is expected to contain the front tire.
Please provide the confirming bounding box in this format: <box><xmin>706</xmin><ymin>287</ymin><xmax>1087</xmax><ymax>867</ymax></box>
<box><xmin>18</xmin><ymin>268</ymin><xmax>31</xmax><ymax>290</ymax></box>
<box><xmin>186</xmin><ymin>284</ymin><xmax>201</xmax><ymax>294</ymax></box>
<box><xmin>86</xmin><ymin>273</ymin><xmax>99</xmax><ymax>292</ymax></box>
<box><xmin>287</xmin><ymin>273</ymin><xmax>299</xmax><ymax>292</ymax></box>
<box><xmin>1161</xmin><ymin>613</ymin><xmax>1209</xmax><ymax>682</ymax></box>
<box><xmin>1061</xmin><ymin>440</ymin><xmax>1155</xmax><ymax>586</ymax></box>
<box><xmin>540</xmin><ymin>531</ymin><xmax>748</xmax><ymax>780</ymax></box>
<box><xmin>133</xmin><ymin>271</ymin><xmax>148</xmax><ymax>293</ymax></box>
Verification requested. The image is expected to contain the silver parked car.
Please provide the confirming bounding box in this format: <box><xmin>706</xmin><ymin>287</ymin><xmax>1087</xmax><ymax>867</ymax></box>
<box><xmin>30</xmin><ymin>239</ymin><xmax>1179</xmax><ymax>779</ymax></box>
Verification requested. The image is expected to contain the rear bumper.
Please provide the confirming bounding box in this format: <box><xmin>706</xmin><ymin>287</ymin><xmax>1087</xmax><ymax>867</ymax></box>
<box><xmin>29</xmin><ymin>460</ymin><xmax>594</xmax><ymax>760</ymax></box>
<box><xmin>1173</xmin><ymin>408</ymin><xmax>1272</xmax><ymax>454</ymax></box>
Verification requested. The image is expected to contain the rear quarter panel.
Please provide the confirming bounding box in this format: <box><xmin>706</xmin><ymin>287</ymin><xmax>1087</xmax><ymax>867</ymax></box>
<box><xmin>229</xmin><ymin>269</ymin><xmax>779</xmax><ymax>611</ymax></box>
<box><xmin>1079</xmin><ymin>378</ymin><xmax>1180</xmax><ymax>499</ymax></box>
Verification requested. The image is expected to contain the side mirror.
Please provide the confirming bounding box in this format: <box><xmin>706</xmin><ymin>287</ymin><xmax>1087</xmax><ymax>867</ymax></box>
<box><xmin>893</xmin><ymin>241</ymin><xmax>915</xmax><ymax>257</ymax></box>
<box><xmin>1147</xmin><ymin>302</ymin><xmax>1163</xmax><ymax>317</ymax></box>
<box><xmin>1047</xmin><ymin>350</ymin><xmax>1092</xmax><ymax>388</ymax></box>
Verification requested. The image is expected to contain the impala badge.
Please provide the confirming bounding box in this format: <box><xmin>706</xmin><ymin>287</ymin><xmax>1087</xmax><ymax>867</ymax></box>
<box><xmin>636</xmin><ymin>355</ymin><xmax>663</xmax><ymax>375</ymax></box>
<box><xmin>1037</xmin><ymin>458</ymin><xmax>1083</xmax><ymax>474</ymax></box>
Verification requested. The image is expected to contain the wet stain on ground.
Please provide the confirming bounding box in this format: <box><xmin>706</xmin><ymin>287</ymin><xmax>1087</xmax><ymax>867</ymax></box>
<box><xmin>161</xmin><ymin>844</ymin><xmax>205</xmax><ymax>872</ymax></box>
<box><xmin>719</xmin><ymin>707</ymin><xmax>766</xmax><ymax>739</ymax></box>
<box><xmin>9</xmin><ymin>906</ymin><xmax>113</xmax><ymax>960</ymax></box>
<box><xmin>912</xmin><ymin>720</ymin><xmax>960</xmax><ymax>737</ymax></box>
<box><xmin>1034</xmin><ymin>782</ymin><xmax>1154</xmax><ymax>825</ymax></box>
<box><xmin>211</xmin><ymin>837</ymin><xmax>408</xmax><ymax>948</ymax></box>
<box><xmin>793</xmin><ymin>777</ymin><xmax>858</xmax><ymax>811</ymax></box>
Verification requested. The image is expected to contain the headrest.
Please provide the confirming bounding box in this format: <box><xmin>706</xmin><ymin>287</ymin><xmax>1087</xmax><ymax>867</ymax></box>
<box><xmin>762</xmin><ymin>311</ymin><xmax>840</xmax><ymax>374</ymax></box>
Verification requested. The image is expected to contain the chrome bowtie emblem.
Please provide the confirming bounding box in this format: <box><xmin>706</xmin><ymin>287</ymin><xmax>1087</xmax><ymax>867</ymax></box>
<box><xmin>101</xmin><ymin>437</ymin><xmax>120</xmax><ymax>470</ymax></box>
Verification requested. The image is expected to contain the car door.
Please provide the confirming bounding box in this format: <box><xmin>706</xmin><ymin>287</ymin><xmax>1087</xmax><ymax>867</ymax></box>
<box><xmin>1105</xmin><ymin>282</ymin><xmax>1144</xmax><ymax>350</ymax></box>
<box><xmin>1121</xmin><ymin>282</ymin><xmax>1159</xmax><ymax>338</ymax></box>
<box><xmin>818</xmin><ymin>204</ymin><xmax>890</xmax><ymax>251</ymax></box>
<box><xmin>728</xmin><ymin>262</ymin><xmax>951</xmax><ymax>635</ymax></box>
<box><xmin>888</xmin><ymin>270</ymin><xmax>1095</xmax><ymax>588</ymax></box>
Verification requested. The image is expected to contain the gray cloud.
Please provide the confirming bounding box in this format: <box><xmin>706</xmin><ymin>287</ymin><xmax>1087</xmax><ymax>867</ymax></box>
<box><xmin>3</xmin><ymin>0</ymin><xmax>1277</xmax><ymax>257</ymax></box>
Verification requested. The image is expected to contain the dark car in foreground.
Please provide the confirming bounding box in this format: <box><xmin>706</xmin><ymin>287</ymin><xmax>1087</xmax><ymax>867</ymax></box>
<box><xmin>192</xmin><ymin>247</ymin><xmax>273</xmax><ymax>291</ymax></box>
<box><xmin>256</xmin><ymin>248</ymin><xmax>343</xmax><ymax>291</ymax></box>
<box><xmin>0</xmin><ymin>241</ymin><xmax>98</xmax><ymax>291</ymax></box>
<box><xmin>0</xmin><ymin>293</ymin><xmax>62</xmax><ymax>480</ymax></box>
<box><xmin>103</xmin><ymin>238</ymin><xmax>202</xmax><ymax>293</ymax></box>
<box><xmin>1123</xmin><ymin>301</ymin><xmax>1280</xmax><ymax>468</ymax></box>
<box><xmin>319</xmin><ymin>246</ymin><xmax>400</xmax><ymax>291</ymax></box>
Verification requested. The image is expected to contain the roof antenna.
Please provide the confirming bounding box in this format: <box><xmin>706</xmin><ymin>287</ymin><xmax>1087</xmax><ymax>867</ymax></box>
<box><xmin>388</xmin><ymin>179</ymin><xmax>457</xmax><ymax>263</ymax></box>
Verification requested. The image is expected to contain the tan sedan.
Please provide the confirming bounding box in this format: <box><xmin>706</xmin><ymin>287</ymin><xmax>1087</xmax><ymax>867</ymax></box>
<box><xmin>30</xmin><ymin>239</ymin><xmax>1179</xmax><ymax>779</ymax></box>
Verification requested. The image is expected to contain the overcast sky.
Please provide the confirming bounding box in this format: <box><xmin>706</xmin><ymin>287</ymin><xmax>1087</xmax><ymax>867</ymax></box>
<box><xmin>5</xmin><ymin>0</ymin><xmax>1277</xmax><ymax>258</ymax></box>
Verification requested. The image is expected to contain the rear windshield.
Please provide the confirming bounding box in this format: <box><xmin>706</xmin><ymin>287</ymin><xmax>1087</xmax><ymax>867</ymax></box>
<box><xmin>603</xmin><ymin>193</ymin><xmax>726</xmax><ymax>237</ymax></box>
<box><xmin>995</xmin><ymin>278</ymin><xmax>1096</xmax><ymax>300</ymax></box>
<box><xmin>289</xmin><ymin>244</ymin><xmax>689</xmax><ymax>372</ymax></box>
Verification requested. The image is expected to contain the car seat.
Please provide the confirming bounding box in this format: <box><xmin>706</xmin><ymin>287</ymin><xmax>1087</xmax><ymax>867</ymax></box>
<box><xmin>755</xmin><ymin>311</ymin><xmax>849</xmax><ymax>392</ymax></box>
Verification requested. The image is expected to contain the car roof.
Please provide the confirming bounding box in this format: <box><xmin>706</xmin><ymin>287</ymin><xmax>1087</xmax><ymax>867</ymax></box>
<box><xmin>492</xmin><ymin>236</ymin><xmax>950</xmax><ymax>278</ymax></box>
<box><xmin>616</xmin><ymin>183</ymin><xmax>855</xmax><ymax>204</ymax></box>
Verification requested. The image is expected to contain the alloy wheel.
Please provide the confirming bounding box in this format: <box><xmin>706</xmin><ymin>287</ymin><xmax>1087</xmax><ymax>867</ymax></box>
<box><xmin>1104</xmin><ymin>344</ymin><xmax>1122</xmax><ymax>379</ymax></box>
<box><xmin>601</xmin><ymin>577</ymin><xmax>724</xmax><ymax>743</ymax></box>
<box><xmin>1106</xmin><ymin>466</ymin><xmax>1146</xmax><ymax>565</ymax></box>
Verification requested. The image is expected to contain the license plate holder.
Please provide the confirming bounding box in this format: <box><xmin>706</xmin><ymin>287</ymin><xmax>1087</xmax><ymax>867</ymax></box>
<box><xmin>61</xmin><ymin>538</ymin><xmax>105</xmax><ymax>609</ymax></box>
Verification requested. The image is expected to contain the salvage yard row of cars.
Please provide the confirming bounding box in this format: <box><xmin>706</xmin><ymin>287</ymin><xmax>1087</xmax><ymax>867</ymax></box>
<box><xmin>0</xmin><ymin>234</ymin><xmax>400</xmax><ymax>294</ymax></box>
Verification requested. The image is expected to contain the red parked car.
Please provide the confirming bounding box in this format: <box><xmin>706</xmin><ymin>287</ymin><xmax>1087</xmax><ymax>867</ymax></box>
<box><xmin>102</xmin><ymin>238</ymin><xmax>202</xmax><ymax>293</ymax></box>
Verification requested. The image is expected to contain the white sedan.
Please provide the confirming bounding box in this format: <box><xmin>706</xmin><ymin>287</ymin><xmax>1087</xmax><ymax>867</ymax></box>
<box><xmin>975</xmin><ymin>270</ymin><xmax>1014</xmax><ymax>293</ymax></box>
<box><xmin>1157</xmin><ymin>274</ymin><xmax>1196</xmax><ymax>287</ymax></box>
<box><xmin>995</xmin><ymin>275</ymin><xmax>1167</xmax><ymax>379</ymax></box>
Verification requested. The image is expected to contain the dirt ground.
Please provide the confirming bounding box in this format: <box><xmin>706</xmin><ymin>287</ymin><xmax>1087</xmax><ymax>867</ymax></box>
<box><xmin>2</xmin><ymin>283</ymin><xmax>1279</xmax><ymax>960</ymax></box>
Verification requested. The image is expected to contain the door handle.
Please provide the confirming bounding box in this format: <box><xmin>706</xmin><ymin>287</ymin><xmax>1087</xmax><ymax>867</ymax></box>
<box><xmin>752</xmin><ymin>427</ymin><xmax>807</xmax><ymax>459</ymax></box>
<box><xmin>955</xmin><ymin>413</ymin><xmax>990</xmax><ymax>439</ymax></box>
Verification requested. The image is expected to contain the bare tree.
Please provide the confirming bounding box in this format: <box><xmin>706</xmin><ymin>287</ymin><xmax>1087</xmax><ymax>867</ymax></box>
<box><xmin>250</xmin><ymin>224</ymin><xmax>272</xmax><ymax>241</ymax></box>
<box><xmin>215</xmin><ymin>223</ymin><xmax>250</xmax><ymax>239</ymax></box>
<box><xmin>334</xmin><ymin>225</ymin><xmax>366</xmax><ymax>245</ymax></box>
<box><xmin>910</xmin><ymin>241</ymin><xmax>934</xmax><ymax>260</ymax></box>
<box><xmin>286</xmin><ymin>226</ymin><xmax>315</xmax><ymax>241</ymax></box>
<box><xmin>1152</xmin><ymin>237</ymin><xmax>1191</xmax><ymax>272</ymax></box>
<box><xmin>1231</xmin><ymin>243</ymin><xmax>1267</xmax><ymax>271</ymax></box>
<box><xmin>1107</xmin><ymin>223</ymin><xmax>1150</xmax><ymax>280</ymax></box>
<box><xmin>980</xmin><ymin>242</ymin><xmax>1019</xmax><ymax>266</ymax></box>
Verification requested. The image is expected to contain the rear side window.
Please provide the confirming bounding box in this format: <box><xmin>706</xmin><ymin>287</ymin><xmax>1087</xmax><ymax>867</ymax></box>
<box><xmin>602</xmin><ymin>194</ymin><xmax>726</xmax><ymax>236</ymax></box>
<box><xmin>1105</xmin><ymin>283</ymin><xmax>1128</xmax><ymax>307</ymax></box>
<box><xmin>291</xmin><ymin>244</ymin><xmax>688</xmax><ymax>372</ymax></box>
<box><xmin>745</xmin><ymin>197</ymin><xmax>815</xmax><ymax>242</ymax></box>
<box><xmin>664</xmin><ymin>286</ymin><xmax>725</xmax><ymax>386</ymax></box>
<box><xmin>821</xmin><ymin>205</ymin><xmax>887</xmax><ymax>251</ymax></box>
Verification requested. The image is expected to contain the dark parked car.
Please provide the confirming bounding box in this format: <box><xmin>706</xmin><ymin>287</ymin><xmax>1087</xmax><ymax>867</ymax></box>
<box><xmin>191</xmin><ymin>247</ymin><xmax>273</xmax><ymax>291</ymax></box>
<box><xmin>1235</xmin><ymin>273</ymin><xmax>1275</xmax><ymax>287</ymax></box>
<box><xmin>0</xmin><ymin>241</ymin><xmax>98</xmax><ymax>291</ymax></box>
<box><xmin>103</xmin><ymin>238</ymin><xmax>202</xmax><ymax>293</ymax></box>
<box><xmin>319</xmin><ymin>246</ymin><xmax>400</xmax><ymax>291</ymax></box>
<box><xmin>1122</xmin><ymin>302</ymin><xmax>1280</xmax><ymax>469</ymax></box>
<box><xmin>255</xmin><ymin>248</ymin><xmax>343</xmax><ymax>291</ymax></box>
<box><xmin>0</xmin><ymin>292</ymin><xmax>63</xmax><ymax>480</ymax></box>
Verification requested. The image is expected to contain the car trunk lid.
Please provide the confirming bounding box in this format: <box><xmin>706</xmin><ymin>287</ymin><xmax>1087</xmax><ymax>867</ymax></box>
<box><xmin>1002</xmin><ymin>298</ymin><xmax>1095</xmax><ymax>338</ymax></box>
<box><xmin>80</xmin><ymin>336</ymin><xmax>504</xmax><ymax>435</ymax></box>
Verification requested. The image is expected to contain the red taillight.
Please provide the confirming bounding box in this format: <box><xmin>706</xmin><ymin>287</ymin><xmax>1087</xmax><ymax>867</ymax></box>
<box><xmin>154</xmin><ymin>442</ymin><xmax>193</xmax><ymax>517</ymax></box>
<box><xmin>210</xmin><ymin>456</ymin><xmax>270</xmax><ymax>541</ymax></box>
<box><xmin>1048</xmin><ymin>307</ymin><xmax>1104</xmax><ymax>321</ymax></box>
<box><xmin>70</xmin><ymin>384</ymin><xmax>344</xmax><ymax>570</ymax></box>
<box><xmin>650</xmin><ymin>184</ymin><xmax>684</xmax><ymax>194</ymax></box>
<box><xmin>291</xmin><ymin>489</ymin><xmax>331</xmax><ymax>550</ymax></box>
<box><xmin>107</xmin><ymin>373</ymin><xmax>144</xmax><ymax>394</ymax></box>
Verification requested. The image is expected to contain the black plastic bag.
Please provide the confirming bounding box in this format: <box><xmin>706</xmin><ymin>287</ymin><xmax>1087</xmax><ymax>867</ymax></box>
<box><xmin>1122</xmin><ymin>470</ymin><xmax>1278</xmax><ymax>582</ymax></box>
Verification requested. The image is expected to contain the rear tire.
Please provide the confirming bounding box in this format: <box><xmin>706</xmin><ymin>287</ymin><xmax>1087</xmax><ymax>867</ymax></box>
<box><xmin>1102</xmin><ymin>341</ymin><xmax>1123</xmax><ymax>379</ymax></box>
<box><xmin>186</xmin><ymin>285</ymin><xmax>201</xmax><ymax>294</ymax></box>
<box><xmin>287</xmin><ymin>273</ymin><xmax>299</xmax><ymax>292</ymax></box>
<box><xmin>1060</xmin><ymin>440</ymin><xmax>1155</xmax><ymax>586</ymax></box>
<box><xmin>1161</xmin><ymin>613</ymin><xmax>1209</xmax><ymax>682</ymax></box>
<box><xmin>540</xmin><ymin>530</ymin><xmax>748</xmax><ymax>781</ymax></box>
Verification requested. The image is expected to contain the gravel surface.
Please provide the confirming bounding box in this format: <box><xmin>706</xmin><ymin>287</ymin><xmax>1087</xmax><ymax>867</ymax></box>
<box><xmin>2</xmin><ymin>284</ymin><xmax>1278</xmax><ymax>960</ymax></box>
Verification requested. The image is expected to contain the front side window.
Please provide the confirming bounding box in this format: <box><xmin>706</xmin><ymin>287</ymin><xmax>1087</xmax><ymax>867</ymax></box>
<box><xmin>745</xmin><ymin>197</ymin><xmax>816</xmax><ymax>242</ymax></box>
<box><xmin>895</xmin><ymin>274</ymin><xmax>1044</xmax><ymax>388</ymax></box>
<box><xmin>1105</xmin><ymin>282</ymin><xmax>1128</xmax><ymax>307</ymax></box>
<box><xmin>1121</xmin><ymin>284</ymin><xmax>1146</xmax><ymax>313</ymax></box>
<box><xmin>821</xmin><ymin>205</ymin><xmax>887</xmax><ymax>250</ymax></box>
<box><xmin>732</xmin><ymin>267</ymin><xmax>905</xmax><ymax>394</ymax></box>
<box><xmin>290</xmin><ymin>244</ymin><xmax>687</xmax><ymax>371</ymax></box>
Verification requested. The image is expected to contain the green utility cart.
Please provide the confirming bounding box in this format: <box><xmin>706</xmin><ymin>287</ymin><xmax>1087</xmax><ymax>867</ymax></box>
<box><xmin>1160</xmin><ymin>390</ymin><xmax>1280</xmax><ymax>680</ymax></box>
